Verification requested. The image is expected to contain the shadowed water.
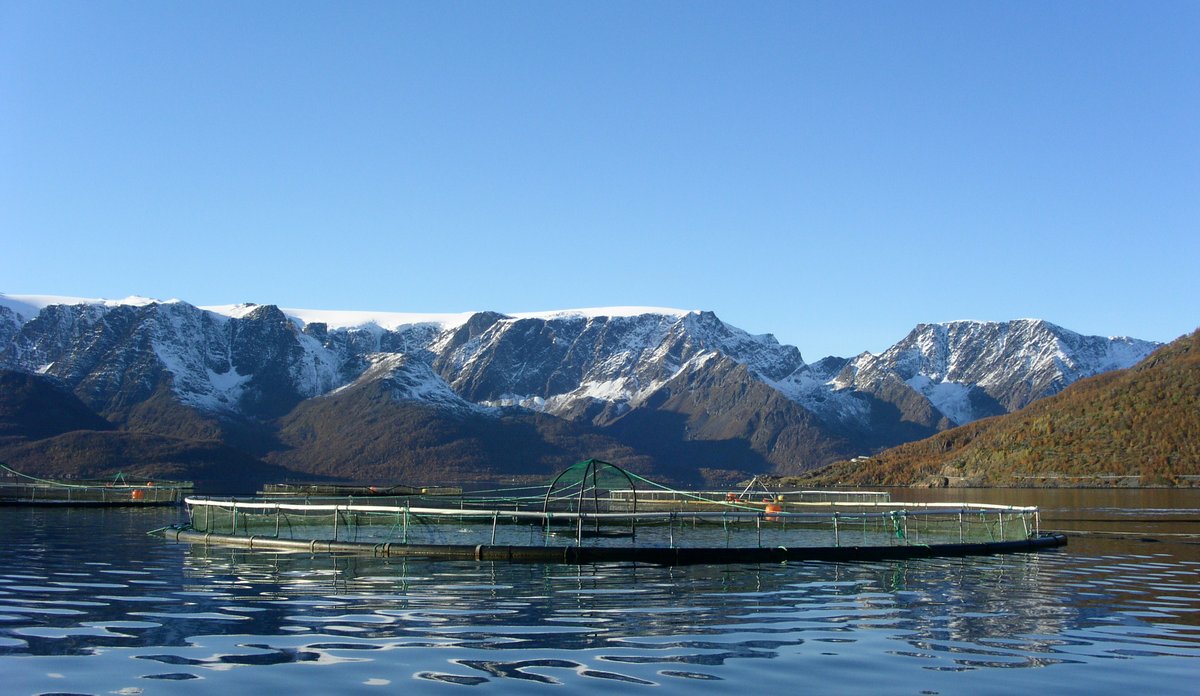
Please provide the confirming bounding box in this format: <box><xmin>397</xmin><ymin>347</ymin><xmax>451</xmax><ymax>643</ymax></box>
<box><xmin>1</xmin><ymin>489</ymin><xmax>1198</xmax><ymax>695</ymax></box>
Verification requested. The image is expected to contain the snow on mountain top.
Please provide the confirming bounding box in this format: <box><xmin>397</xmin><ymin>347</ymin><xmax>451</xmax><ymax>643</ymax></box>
<box><xmin>933</xmin><ymin>318</ymin><xmax>1150</xmax><ymax>345</ymax></box>
<box><xmin>200</xmin><ymin>304</ymin><xmax>480</xmax><ymax>331</ymax></box>
<box><xmin>0</xmin><ymin>293</ymin><xmax>169</xmax><ymax>318</ymax></box>
<box><xmin>0</xmin><ymin>295</ymin><xmax>43</xmax><ymax>319</ymax></box>
<box><xmin>1</xmin><ymin>295</ymin><xmax>697</xmax><ymax>332</ymax></box>
<box><xmin>509</xmin><ymin>307</ymin><xmax>694</xmax><ymax>322</ymax></box>
<box><xmin>202</xmin><ymin>304</ymin><xmax>695</xmax><ymax>331</ymax></box>
<box><xmin>197</xmin><ymin>303</ymin><xmax>260</xmax><ymax>320</ymax></box>
<box><xmin>287</xmin><ymin>307</ymin><xmax>481</xmax><ymax>331</ymax></box>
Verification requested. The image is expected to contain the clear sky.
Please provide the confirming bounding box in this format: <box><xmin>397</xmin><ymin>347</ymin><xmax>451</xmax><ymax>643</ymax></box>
<box><xmin>2</xmin><ymin>1</ymin><xmax>1196</xmax><ymax>360</ymax></box>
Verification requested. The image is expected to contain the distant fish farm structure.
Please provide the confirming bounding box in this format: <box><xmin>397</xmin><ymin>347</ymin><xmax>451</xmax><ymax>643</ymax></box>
<box><xmin>153</xmin><ymin>459</ymin><xmax>1066</xmax><ymax>564</ymax></box>
<box><xmin>258</xmin><ymin>482</ymin><xmax>463</xmax><ymax>498</ymax></box>
<box><xmin>1</xmin><ymin>463</ymin><xmax>192</xmax><ymax>506</ymax></box>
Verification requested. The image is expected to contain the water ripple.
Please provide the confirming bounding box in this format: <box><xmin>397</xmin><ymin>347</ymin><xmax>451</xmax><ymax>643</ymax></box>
<box><xmin>2</xmin><ymin>503</ymin><xmax>1200</xmax><ymax>694</ymax></box>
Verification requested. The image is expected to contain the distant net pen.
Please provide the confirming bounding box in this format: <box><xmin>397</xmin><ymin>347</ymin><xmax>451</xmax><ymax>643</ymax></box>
<box><xmin>1</xmin><ymin>462</ymin><xmax>191</xmax><ymax>506</ymax></box>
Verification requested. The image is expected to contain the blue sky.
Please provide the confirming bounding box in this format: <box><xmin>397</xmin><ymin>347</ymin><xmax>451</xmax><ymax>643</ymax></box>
<box><xmin>2</xmin><ymin>1</ymin><xmax>1196</xmax><ymax>359</ymax></box>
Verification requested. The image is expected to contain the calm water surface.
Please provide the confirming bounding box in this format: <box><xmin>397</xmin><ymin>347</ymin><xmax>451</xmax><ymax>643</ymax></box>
<box><xmin>1</xmin><ymin>489</ymin><xmax>1198</xmax><ymax>695</ymax></box>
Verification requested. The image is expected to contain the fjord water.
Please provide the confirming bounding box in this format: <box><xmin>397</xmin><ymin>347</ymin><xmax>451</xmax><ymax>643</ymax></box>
<box><xmin>1</xmin><ymin>490</ymin><xmax>1197</xmax><ymax>695</ymax></box>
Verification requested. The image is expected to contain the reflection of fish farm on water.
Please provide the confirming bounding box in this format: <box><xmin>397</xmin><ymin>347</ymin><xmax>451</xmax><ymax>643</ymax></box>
<box><xmin>157</xmin><ymin>459</ymin><xmax>1065</xmax><ymax>563</ymax></box>
<box><xmin>172</xmin><ymin>542</ymin><xmax>1091</xmax><ymax>676</ymax></box>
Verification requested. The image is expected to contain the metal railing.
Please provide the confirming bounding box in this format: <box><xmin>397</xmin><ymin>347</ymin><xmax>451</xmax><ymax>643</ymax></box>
<box><xmin>182</xmin><ymin>496</ymin><xmax>1040</xmax><ymax>550</ymax></box>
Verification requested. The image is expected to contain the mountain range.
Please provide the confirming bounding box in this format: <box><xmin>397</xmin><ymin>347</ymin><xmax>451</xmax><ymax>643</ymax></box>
<box><xmin>795</xmin><ymin>329</ymin><xmax>1199</xmax><ymax>487</ymax></box>
<box><xmin>0</xmin><ymin>294</ymin><xmax>1163</xmax><ymax>489</ymax></box>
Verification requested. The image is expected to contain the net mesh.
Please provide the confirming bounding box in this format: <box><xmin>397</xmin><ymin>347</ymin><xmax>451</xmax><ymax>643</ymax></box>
<box><xmin>181</xmin><ymin>459</ymin><xmax>1039</xmax><ymax>550</ymax></box>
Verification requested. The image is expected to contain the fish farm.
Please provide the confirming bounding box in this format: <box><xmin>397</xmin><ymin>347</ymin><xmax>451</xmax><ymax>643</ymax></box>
<box><xmin>153</xmin><ymin>459</ymin><xmax>1066</xmax><ymax>564</ymax></box>
<box><xmin>1</xmin><ymin>463</ymin><xmax>192</xmax><ymax>506</ymax></box>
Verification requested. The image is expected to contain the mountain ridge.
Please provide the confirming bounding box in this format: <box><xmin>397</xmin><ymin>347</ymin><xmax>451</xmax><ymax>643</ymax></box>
<box><xmin>794</xmin><ymin>329</ymin><xmax>1200</xmax><ymax>487</ymax></box>
<box><xmin>0</xmin><ymin>292</ymin><xmax>1165</xmax><ymax>488</ymax></box>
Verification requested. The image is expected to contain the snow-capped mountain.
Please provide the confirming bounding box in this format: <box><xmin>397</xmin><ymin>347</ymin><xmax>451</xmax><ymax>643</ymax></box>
<box><xmin>834</xmin><ymin>320</ymin><xmax>1159</xmax><ymax>426</ymax></box>
<box><xmin>1</xmin><ymin>298</ymin><xmax>335</xmax><ymax>420</ymax></box>
<box><xmin>430</xmin><ymin>309</ymin><xmax>802</xmax><ymax>419</ymax></box>
<box><xmin>0</xmin><ymin>293</ymin><xmax>1164</xmax><ymax>482</ymax></box>
<box><xmin>332</xmin><ymin>353</ymin><xmax>485</xmax><ymax>412</ymax></box>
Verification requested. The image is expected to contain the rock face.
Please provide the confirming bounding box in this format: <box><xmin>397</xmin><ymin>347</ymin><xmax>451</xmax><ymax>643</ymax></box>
<box><xmin>768</xmin><ymin>319</ymin><xmax>1160</xmax><ymax>452</ymax></box>
<box><xmin>842</xmin><ymin>320</ymin><xmax>1158</xmax><ymax>420</ymax></box>
<box><xmin>0</xmin><ymin>294</ymin><xmax>1162</xmax><ymax>485</ymax></box>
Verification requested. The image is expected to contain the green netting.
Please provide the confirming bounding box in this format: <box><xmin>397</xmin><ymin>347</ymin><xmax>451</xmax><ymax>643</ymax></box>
<box><xmin>543</xmin><ymin>459</ymin><xmax>637</xmax><ymax>511</ymax></box>
<box><xmin>175</xmin><ymin>459</ymin><xmax>1039</xmax><ymax>551</ymax></box>
<box><xmin>183</xmin><ymin>500</ymin><xmax>1038</xmax><ymax>550</ymax></box>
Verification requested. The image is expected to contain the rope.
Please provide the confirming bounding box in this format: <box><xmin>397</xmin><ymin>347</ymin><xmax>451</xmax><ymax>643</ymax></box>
<box><xmin>621</xmin><ymin>469</ymin><xmax>768</xmax><ymax>512</ymax></box>
<box><xmin>0</xmin><ymin>462</ymin><xmax>137</xmax><ymax>490</ymax></box>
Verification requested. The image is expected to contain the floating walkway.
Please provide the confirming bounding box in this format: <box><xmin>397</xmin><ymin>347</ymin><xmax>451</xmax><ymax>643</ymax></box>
<box><xmin>151</xmin><ymin>459</ymin><xmax>1066</xmax><ymax>565</ymax></box>
<box><xmin>1</xmin><ymin>463</ymin><xmax>191</xmax><ymax>506</ymax></box>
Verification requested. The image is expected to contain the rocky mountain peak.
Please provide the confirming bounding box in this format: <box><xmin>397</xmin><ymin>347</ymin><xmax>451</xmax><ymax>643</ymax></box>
<box><xmin>0</xmin><ymin>294</ymin><xmax>1165</xmax><ymax>482</ymax></box>
<box><xmin>838</xmin><ymin>319</ymin><xmax>1160</xmax><ymax>427</ymax></box>
<box><xmin>337</xmin><ymin>353</ymin><xmax>485</xmax><ymax>412</ymax></box>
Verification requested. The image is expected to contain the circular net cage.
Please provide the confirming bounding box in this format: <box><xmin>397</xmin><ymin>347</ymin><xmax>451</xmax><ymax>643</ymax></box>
<box><xmin>542</xmin><ymin>459</ymin><xmax>637</xmax><ymax>516</ymax></box>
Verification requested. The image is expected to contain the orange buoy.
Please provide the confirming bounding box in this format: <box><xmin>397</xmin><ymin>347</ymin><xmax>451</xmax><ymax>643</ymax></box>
<box><xmin>131</xmin><ymin>489</ymin><xmax>145</xmax><ymax>501</ymax></box>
